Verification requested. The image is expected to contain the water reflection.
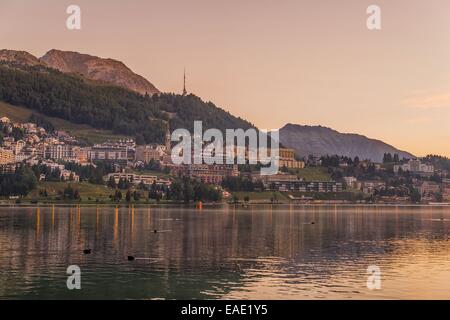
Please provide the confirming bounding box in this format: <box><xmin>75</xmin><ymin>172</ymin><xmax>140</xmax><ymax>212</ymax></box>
<box><xmin>0</xmin><ymin>205</ymin><xmax>448</xmax><ymax>299</ymax></box>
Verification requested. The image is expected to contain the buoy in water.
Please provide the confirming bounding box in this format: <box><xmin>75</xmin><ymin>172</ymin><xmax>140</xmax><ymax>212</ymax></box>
<box><xmin>154</xmin><ymin>229</ymin><xmax>158</xmax><ymax>234</ymax></box>
<box><xmin>128</xmin><ymin>256</ymin><xmax>135</xmax><ymax>261</ymax></box>
<box><xmin>83</xmin><ymin>249</ymin><xmax>92</xmax><ymax>255</ymax></box>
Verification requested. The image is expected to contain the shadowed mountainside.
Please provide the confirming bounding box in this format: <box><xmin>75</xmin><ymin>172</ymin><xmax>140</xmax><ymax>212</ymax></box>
<box><xmin>280</xmin><ymin>123</ymin><xmax>414</xmax><ymax>162</ymax></box>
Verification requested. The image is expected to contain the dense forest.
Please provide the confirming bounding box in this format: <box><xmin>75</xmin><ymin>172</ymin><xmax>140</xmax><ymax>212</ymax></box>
<box><xmin>0</xmin><ymin>166</ymin><xmax>37</xmax><ymax>197</ymax></box>
<box><xmin>0</xmin><ymin>62</ymin><xmax>254</xmax><ymax>144</ymax></box>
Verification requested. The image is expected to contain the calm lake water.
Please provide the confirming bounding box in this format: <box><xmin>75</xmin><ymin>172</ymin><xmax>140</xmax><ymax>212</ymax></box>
<box><xmin>0</xmin><ymin>205</ymin><xmax>448</xmax><ymax>300</ymax></box>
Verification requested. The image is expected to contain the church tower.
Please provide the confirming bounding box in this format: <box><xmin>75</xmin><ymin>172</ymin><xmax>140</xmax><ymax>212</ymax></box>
<box><xmin>165</xmin><ymin>123</ymin><xmax>171</xmax><ymax>153</ymax></box>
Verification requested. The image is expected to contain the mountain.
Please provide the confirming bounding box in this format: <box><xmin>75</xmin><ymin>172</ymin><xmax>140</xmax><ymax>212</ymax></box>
<box><xmin>0</xmin><ymin>49</ymin><xmax>43</xmax><ymax>67</ymax></box>
<box><xmin>0</xmin><ymin>58</ymin><xmax>253</xmax><ymax>144</ymax></box>
<box><xmin>0</xmin><ymin>49</ymin><xmax>160</xmax><ymax>95</ymax></box>
<box><xmin>40</xmin><ymin>49</ymin><xmax>160</xmax><ymax>95</ymax></box>
<box><xmin>280</xmin><ymin>124</ymin><xmax>414</xmax><ymax>163</ymax></box>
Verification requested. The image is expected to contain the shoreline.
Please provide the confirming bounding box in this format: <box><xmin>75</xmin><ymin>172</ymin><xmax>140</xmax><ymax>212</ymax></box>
<box><xmin>0</xmin><ymin>202</ymin><xmax>449</xmax><ymax>208</ymax></box>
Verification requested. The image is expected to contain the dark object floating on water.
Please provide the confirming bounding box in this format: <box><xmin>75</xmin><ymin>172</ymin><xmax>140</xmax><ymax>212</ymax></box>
<box><xmin>153</xmin><ymin>229</ymin><xmax>172</xmax><ymax>233</ymax></box>
<box><xmin>83</xmin><ymin>249</ymin><xmax>92</xmax><ymax>255</ymax></box>
<box><xmin>311</xmin><ymin>222</ymin><xmax>316</xmax><ymax>225</ymax></box>
<box><xmin>128</xmin><ymin>256</ymin><xmax>135</xmax><ymax>261</ymax></box>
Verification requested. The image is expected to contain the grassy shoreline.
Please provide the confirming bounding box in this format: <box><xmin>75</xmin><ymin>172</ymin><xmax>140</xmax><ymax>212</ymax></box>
<box><xmin>0</xmin><ymin>200</ymin><xmax>448</xmax><ymax>208</ymax></box>
<box><xmin>1</xmin><ymin>181</ymin><xmax>447</xmax><ymax>207</ymax></box>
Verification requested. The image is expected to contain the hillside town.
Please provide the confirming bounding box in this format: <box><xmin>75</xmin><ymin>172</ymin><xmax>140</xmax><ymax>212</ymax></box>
<box><xmin>0</xmin><ymin>115</ymin><xmax>449</xmax><ymax>204</ymax></box>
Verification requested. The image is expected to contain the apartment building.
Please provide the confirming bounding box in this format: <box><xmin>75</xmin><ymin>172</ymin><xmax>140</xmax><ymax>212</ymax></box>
<box><xmin>279</xmin><ymin>148</ymin><xmax>305</xmax><ymax>169</ymax></box>
<box><xmin>188</xmin><ymin>164</ymin><xmax>239</xmax><ymax>184</ymax></box>
<box><xmin>135</xmin><ymin>145</ymin><xmax>165</xmax><ymax>163</ymax></box>
<box><xmin>394</xmin><ymin>159</ymin><xmax>434</xmax><ymax>176</ymax></box>
<box><xmin>0</xmin><ymin>148</ymin><xmax>14</xmax><ymax>165</ymax></box>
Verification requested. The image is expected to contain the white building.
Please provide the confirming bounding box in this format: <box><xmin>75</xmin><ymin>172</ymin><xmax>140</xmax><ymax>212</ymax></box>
<box><xmin>343</xmin><ymin>176</ymin><xmax>358</xmax><ymax>188</ymax></box>
<box><xmin>60</xmin><ymin>169</ymin><xmax>80</xmax><ymax>182</ymax></box>
<box><xmin>105</xmin><ymin>172</ymin><xmax>169</xmax><ymax>187</ymax></box>
<box><xmin>14</xmin><ymin>153</ymin><xmax>31</xmax><ymax>162</ymax></box>
<box><xmin>47</xmin><ymin>143</ymin><xmax>79</xmax><ymax>161</ymax></box>
<box><xmin>394</xmin><ymin>159</ymin><xmax>434</xmax><ymax>176</ymax></box>
<box><xmin>14</xmin><ymin>140</ymin><xmax>26</xmax><ymax>155</ymax></box>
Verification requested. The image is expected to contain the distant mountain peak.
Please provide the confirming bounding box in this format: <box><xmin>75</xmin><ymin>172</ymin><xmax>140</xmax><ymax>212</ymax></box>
<box><xmin>280</xmin><ymin>123</ymin><xmax>414</xmax><ymax>162</ymax></box>
<box><xmin>0</xmin><ymin>49</ymin><xmax>43</xmax><ymax>66</ymax></box>
<box><xmin>40</xmin><ymin>49</ymin><xmax>160</xmax><ymax>95</ymax></box>
<box><xmin>0</xmin><ymin>49</ymin><xmax>161</xmax><ymax>96</ymax></box>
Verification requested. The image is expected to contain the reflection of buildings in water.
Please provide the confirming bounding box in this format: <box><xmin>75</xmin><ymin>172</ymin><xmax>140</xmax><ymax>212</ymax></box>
<box><xmin>0</xmin><ymin>206</ymin><xmax>449</xmax><ymax>299</ymax></box>
<box><xmin>51</xmin><ymin>205</ymin><xmax>55</xmax><ymax>227</ymax></box>
<box><xmin>35</xmin><ymin>207</ymin><xmax>40</xmax><ymax>238</ymax></box>
<box><xmin>95</xmin><ymin>207</ymin><xmax>99</xmax><ymax>234</ymax></box>
<box><xmin>114</xmin><ymin>207</ymin><xmax>119</xmax><ymax>243</ymax></box>
<box><xmin>131</xmin><ymin>206</ymin><xmax>135</xmax><ymax>242</ymax></box>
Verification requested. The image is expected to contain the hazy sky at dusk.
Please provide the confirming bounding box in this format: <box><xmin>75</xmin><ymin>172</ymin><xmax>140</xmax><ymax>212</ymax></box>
<box><xmin>1</xmin><ymin>0</ymin><xmax>450</xmax><ymax>156</ymax></box>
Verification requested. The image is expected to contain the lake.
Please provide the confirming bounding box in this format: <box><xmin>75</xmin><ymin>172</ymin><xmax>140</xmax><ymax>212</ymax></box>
<box><xmin>0</xmin><ymin>205</ymin><xmax>448</xmax><ymax>299</ymax></box>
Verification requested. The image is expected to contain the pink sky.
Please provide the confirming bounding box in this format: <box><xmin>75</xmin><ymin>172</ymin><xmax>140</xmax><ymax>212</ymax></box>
<box><xmin>1</xmin><ymin>0</ymin><xmax>450</xmax><ymax>156</ymax></box>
